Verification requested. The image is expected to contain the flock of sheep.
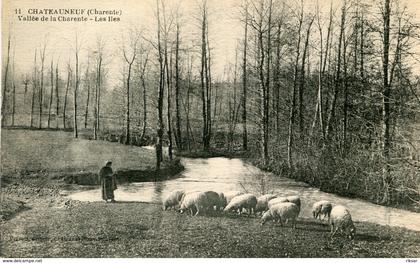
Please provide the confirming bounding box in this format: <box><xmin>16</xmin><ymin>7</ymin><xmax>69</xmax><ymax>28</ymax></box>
<box><xmin>162</xmin><ymin>190</ymin><xmax>356</xmax><ymax>240</ymax></box>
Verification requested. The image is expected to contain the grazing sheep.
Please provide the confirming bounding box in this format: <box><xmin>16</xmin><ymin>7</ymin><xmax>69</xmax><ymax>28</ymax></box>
<box><xmin>224</xmin><ymin>191</ymin><xmax>245</xmax><ymax>204</ymax></box>
<box><xmin>179</xmin><ymin>192</ymin><xmax>210</xmax><ymax>216</ymax></box>
<box><xmin>267</xmin><ymin>197</ymin><xmax>288</xmax><ymax>209</ymax></box>
<box><xmin>312</xmin><ymin>200</ymin><xmax>333</xmax><ymax>221</ymax></box>
<box><xmin>204</xmin><ymin>191</ymin><xmax>226</xmax><ymax>211</ymax></box>
<box><xmin>224</xmin><ymin>193</ymin><xmax>257</xmax><ymax>215</ymax></box>
<box><xmin>217</xmin><ymin>192</ymin><xmax>228</xmax><ymax>210</ymax></box>
<box><xmin>286</xmin><ymin>195</ymin><xmax>301</xmax><ymax>208</ymax></box>
<box><xmin>260</xmin><ymin>202</ymin><xmax>300</xmax><ymax>228</ymax></box>
<box><xmin>329</xmin><ymin>205</ymin><xmax>356</xmax><ymax>240</ymax></box>
<box><xmin>255</xmin><ymin>194</ymin><xmax>277</xmax><ymax>214</ymax></box>
<box><xmin>163</xmin><ymin>190</ymin><xmax>185</xmax><ymax>211</ymax></box>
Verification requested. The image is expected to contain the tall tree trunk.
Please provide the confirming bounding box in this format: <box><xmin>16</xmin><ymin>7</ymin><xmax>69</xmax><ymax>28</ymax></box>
<box><xmin>74</xmin><ymin>46</ymin><xmax>79</xmax><ymax>138</ymax></box>
<box><xmin>381</xmin><ymin>0</ymin><xmax>391</xmax><ymax>204</ymax></box>
<box><xmin>94</xmin><ymin>54</ymin><xmax>102</xmax><ymax>140</ymax></box>
<box><xmin>156</xmin><ymin>0</ymin><xmax>165</xmax><ymax>171</ymax></box>
<box><xmin>175</xmin><ymin>23</ymin><xmax>182</xmax><ymax>150</ymax></box>
<box><xmin>242</xmin><ymin>1</ymin><xmax>249</xmax><ymax>150</ymax></box>
<box><xmin>273</xmin><ymin>16</ymin><xmax>284</xmax><ymax>135</ymax></box>
<box><xmin>11</xmin><ymin>46</ymin><xmax>16</xmax><ymax>126</ymax></box>
<box><xmin>342</xmin><ymin>30</ymin><xmax>349</xmax><ymax>153</ymax></box>
<box><xmin>360</xmin><ymin>12</ymin><xmax>365</xmax><ymax>81</ymax></box>
<box><xmin>140</xmin><ymin>54</ymin><xmax>148</xmax><ymax>142</ymax></box>
<box><xmin>1</xmin><ymin>33</ymin><xmax>11</xmax><ymax>126</ymax></box>
<box><xmin>11</xmin><ymin>81</ymin><xmax>15</xmax><ymax>126</ymax></box>
<box><xmin>30</xmin><ymin>50</ymin><xmax>37</xmax><ymax>128</ymax></box>
<box><xmin>125</xmin><ymin>61</ymin><xmax>134</xmax><ymax>145</ymax></box>
<box><xmin>63</xmin><ymin>64</ymin><xmax>70</xmax><ymax>130</ymax></box>
<box><xmin>200</xmin><ymin>2</ymin><xmax>209</xmax><ymax>151</ymax></box>
<box><xmin>325</xmin><ymin>1</ymin><xmax>346</xmax><ymax>141</ymax></box>
<box><xmin>55</xmin><ymin>61</ymin><xmax>60</xmax><ymax>128</ymax></box>
<box><xmin>310</xmin><ymin>6</ymin><xmax>328</xmax><ymax>141</ymax></box>
<box><xmin>48</xmin><ymin>59</ymin><xmax>54</xmax><ymax>128</ymax></box>
<box><xmin>165</xmin><ymin>40</ymin><xmax>173</xmax><ymax>160</ymax></box>
<box><xmin>186</xmin><ymin>54</ymin><xmax>193</xmax><ymax>151</ymax></box>
<box><xmin>84</xmin><ymin>57</ymin><xmax>90</xmax><ymax>129</ymax></box>
<box><xmin>298</xmin><ymin>17</ymin><xmax>314</xmax><ymax>139</ymax></box>
<box><xmin>256</xmin><ymin>0</ymin><xmax>267</xmax><ymax>165</ymax></box>
<box><xmin>205</xmin><ymin>18</ymin><xmax>212</xmax><ymax>150</ymax></box>
<box><xmin>287</xmin><ymin>5</ymin><xmax>303</xmax><ymax>170</ymax></box>
<box><xmin>39</xmin><ymin>45</ymin><xmax>46</xmax><ymax>129</ymax></box>
<box><xmin>262</xmin><ymin>0</ymin><xmax>273</xmax><ymax>165</ymax></box>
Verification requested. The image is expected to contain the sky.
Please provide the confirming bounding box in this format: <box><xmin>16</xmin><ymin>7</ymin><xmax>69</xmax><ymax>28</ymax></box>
<box><xmin>2</xmin><ymin>0</ymin><xmax>420</xmax><ymax>87</ymax></box>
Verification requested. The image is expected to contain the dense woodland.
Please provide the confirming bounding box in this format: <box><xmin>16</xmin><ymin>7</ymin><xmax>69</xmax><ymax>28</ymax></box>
<box><xmin>2</xmin><ymin>0</ymin><xmax>420</xmax><ymax>207</ymax></box>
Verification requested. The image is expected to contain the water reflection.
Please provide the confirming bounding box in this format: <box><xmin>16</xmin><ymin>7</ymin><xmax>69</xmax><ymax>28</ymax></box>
<box><xmin>68</xmin><ymin>157</ymin><xmax>420</xmax><ymax>231</ymax></box>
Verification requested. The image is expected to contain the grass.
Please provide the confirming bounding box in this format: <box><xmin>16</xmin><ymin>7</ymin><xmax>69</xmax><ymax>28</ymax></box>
<box><xmin>1</xmin><ymin>129</ymin><xmax>159</xmax><ymax>176</ymax></box>
<box><xmin>0</xmin><ymin>128</ymin><xmax>182</xmax><ymax>228</ymax></box>
<box><xmin>1</xmin><ymin>200</ymin><xmax>419</xmax><ymax>257</ymax></box>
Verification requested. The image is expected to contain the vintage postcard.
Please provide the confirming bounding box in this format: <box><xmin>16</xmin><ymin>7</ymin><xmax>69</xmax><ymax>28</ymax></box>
<box><xmin>1</xmin><ymin>0</ymin><xmax>419</xmax><ymax>259</ymax></box>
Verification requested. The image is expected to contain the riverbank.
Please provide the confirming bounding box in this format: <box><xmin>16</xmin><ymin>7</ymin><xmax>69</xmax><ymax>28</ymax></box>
<box><xmin>177</xmin><ymin>147</ymin><xmax>420</xmax><ymax>214</ymax></box>
<box><xmin>1</xmin><ymin>129</ymin><xmax>183</xmax><ymax>220</ymax></box>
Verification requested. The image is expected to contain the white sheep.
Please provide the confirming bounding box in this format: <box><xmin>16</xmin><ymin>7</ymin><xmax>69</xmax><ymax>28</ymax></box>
<box><xmin>312</xmin><ymin>200</ymin><xmax>332</xmax><ymax>221</ymax></box>
<box><xmin>204</xmin><ymin>191</ymin><xmax>226</xmax><ymax>211</ymax></box>
<box><xmin>163</xmin><ymin>190</ymin><xmax>185</xmax><ymax>211</ymax></box>
<box><xmin>223</xmin><ymin>193</ymin><xmax>257</xmax><ymax>215</ymax></box>
<box><xmin>224</xmin><ymin>191</ymin><xmax>245</xmax><ymax>204</ymax></box>
<box><xmin>329</xmin><ymin>205</ymin><xmax>356</xmax><ymax>240</ymax></box>
<box><xmin>286</xmin><ymin>195</ymin><xmax>301</xmax><ymax>208</ymax></box>
<box><xmin>255</xmin><ymin>194</ymin><xmax>277</xmax><ymax>213</ymax></box>
<box><xmin>267</xmin><ymin>197</ymin><xmax>288</xmax><ymax>209</ymax></box>
<box><xmin>260</xmin><ymin>202</ymin><xmax>300</xmax><ymax>228</ymax></box>
<box><xmin>179</xmin><ymin>192</ymin><xmax>210</xmax><ymax>216</ymax></box>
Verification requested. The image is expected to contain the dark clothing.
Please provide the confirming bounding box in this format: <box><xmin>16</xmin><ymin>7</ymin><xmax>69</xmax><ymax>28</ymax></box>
<box><xmin>99</xmin><ymin>166</ymin><xmax>117</xmax><ymax>201</ymax></box>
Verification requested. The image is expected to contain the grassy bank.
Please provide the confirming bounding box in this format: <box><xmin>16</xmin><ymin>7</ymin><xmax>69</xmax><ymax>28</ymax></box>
<box><xmin>1</xmin><ymin>128</ymin><xmax>183</xmax><ymax>220</ymax></box>
<box><xmin>1</xmin><ymin>198</ymin><xmax>419</xmax><ymax>257</ymax></box>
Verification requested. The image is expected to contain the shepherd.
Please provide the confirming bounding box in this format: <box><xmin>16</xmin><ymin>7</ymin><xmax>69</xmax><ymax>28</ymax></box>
<box><xmin>99</xmin><ymin>160</ymin><xmax>117</xmax><ymax>202</ymax></box>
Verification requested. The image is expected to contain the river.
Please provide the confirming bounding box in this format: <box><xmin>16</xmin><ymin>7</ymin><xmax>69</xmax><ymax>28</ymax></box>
<box><xmin>68</xmin><ymin>156</ymin><xmax>420</xmax><ymax>232</ymax></box>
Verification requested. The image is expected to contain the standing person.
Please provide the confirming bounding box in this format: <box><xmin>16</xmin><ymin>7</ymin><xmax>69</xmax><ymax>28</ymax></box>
<box><xmin>99</xmin><ymin>160</ymin><xmax>117</xmax><ymax>202</ymax></box>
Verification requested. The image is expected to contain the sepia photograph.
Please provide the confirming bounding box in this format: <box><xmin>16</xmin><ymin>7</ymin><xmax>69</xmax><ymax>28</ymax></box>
<box><xmin>1</xmin><ymin>0</ymin><xmax>419</xmax><ymax>259</ymax></box>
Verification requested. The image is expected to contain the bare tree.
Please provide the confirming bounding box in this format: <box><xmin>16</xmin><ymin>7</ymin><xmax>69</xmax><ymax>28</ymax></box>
<box><xmin>93</xmin><ymin>37</ymin><xmax>105</xmax><ymax>140</ymax></box>
<box><xmin>310</xmin><ymin>2</ymin><xmax>332</xmax><ymax>142</ymax></box>
<box><xmin>381</xmin><ymin>0</ymin><xmax>392</xmax><ymax>204</ymax></box>
<box><xmin>11</xmin><ymin>43</ymin><xmax>16</xmax><ymax>126</ymax></box>
<box><xmin>139</xmin><ymin>52</ymin><xmax>149</xmax><ymax>142</ymax></box>
<box><xmin>73</xmin><ymin>33</ymin><xmax>82</xmax><ymax>138</ymax></box>
<box><xmin>325</xmin><ymin>0</ymin><xmax>346</xmax><ymax>141</ymax></box>
<box><xmin>287</xmin><ymin>2</ymin><xmax>304</xmax><ymax>170</ymax></box>
<box><xmin>199</xmin><ymin>0</ymin><xmax>212</xmax><ymax>151</ymax></box>
<box><xmin>1</xmin><ymin>31</ymin><xmax>11</xmax><ymax>126</ymax></box>
<box><xmin>175</xmin><ymin>21</ymin><xmax>182</xmax><ymax>150</ymax></box>
<box><xmin>63</xmin><ymin>61</ymin><xmax>71</xmax><ymax>130</ymax></box>
<box><xmin>298</xmin><ymin>16</ymin><xmax>314</xmax><ymax>138</ymax></box>
<box><xmin>30</xmin><ymin>49</ymin><xmax>37</xmax><ymax>128</ymax></box>
<box><xmin>47</xmin><ymin>58</ymin><xmax>54</xmax><ymax>128</ymax></box>
<box><xmin>241</xmin><ymin>0</ymin><xmax>249</xmax><ymax>150</ymax></box>
<box><xmin>156</xmin><ymin>0</ymin><xmax>165</xmax><ymax>171</ymax></box>
<box><xmin>122</xmin><ymin>30</ymin><xmax>139</xmax><ymax>145</ymax></box>
<box><xmin>55</xmin><ymin>59</ymin><xmax>60</xmax><ymax>128</ymax></box>
<box><xmin>38</xmin><ymin>39</ymin><xmax>47</xmax><ymax>129</ymax></box>
<box><xmin>84</xmin><ymin>54</ymin><xmax>91</xmax><ymax>129</ymax></box>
